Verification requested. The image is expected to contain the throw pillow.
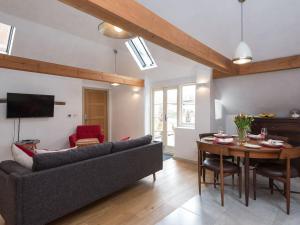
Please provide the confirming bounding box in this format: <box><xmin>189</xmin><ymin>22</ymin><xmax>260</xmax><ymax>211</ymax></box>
<box><xmin>11</xmin><ymin>144</ymin><xmax>33</xmax><ymax>169</ymax></box>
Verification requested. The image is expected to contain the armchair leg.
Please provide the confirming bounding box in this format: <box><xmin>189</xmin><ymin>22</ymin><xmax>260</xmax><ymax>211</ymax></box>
<box><xmin>153</xmin><ymin>173</ymin><xmax>156</xmax><ymax>181</ymax></box>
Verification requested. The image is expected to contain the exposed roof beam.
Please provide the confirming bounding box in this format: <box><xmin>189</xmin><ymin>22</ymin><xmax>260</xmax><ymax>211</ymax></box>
<box><xmin>0</xmin><ymin>54</ymin><xmax>144</xmax><ymax>87</ymax></box>
<box><xmin>58</xmin><ymin>0</ymin><xmax>237</xmax><ymax>75</ymax></box>
<box><xmin>213</xmin><ymin>55</ymin><xmax>300</xmax><ymax>79</ymax></box>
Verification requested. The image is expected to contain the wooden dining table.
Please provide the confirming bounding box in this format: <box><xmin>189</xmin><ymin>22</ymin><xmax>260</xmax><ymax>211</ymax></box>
<box><xmin>199</xmin><ymin>137</ymin><xmax>292</xmax><ymax>206</ymax></box>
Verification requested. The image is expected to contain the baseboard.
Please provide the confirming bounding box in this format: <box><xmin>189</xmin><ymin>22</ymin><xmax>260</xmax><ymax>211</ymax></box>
<box><xmin>173</xmin><ymin>156</ymin><xmax>197</xmax><ymax>165</ymax></box>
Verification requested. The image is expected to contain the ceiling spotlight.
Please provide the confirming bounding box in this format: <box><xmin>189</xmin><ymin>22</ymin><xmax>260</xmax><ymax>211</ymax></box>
<box><xmin>111</xmin><ymin>83</ymin><xmax>120</xmax><ymax>87</ymax></box>
<box><xmin>98</xmin><ymin>22</ymin><xmax>134</xmax><ymax>39</ymax></box>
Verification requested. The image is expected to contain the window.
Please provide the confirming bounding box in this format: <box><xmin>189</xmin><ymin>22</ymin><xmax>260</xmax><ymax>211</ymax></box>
<box><xmin>180</xmin><ymin>84</ymin><xmax>196</xmax><ymax>127</ymax></box>
<box><xmin>215</xmin><ymin>99</ymin><xmax>223</xmax><ymax>120</ymax></box>
<box><xmin>0</xmin><ymin>22</ymin><xmax>15</xmax><ymax>55</ymax></box>
<box><xmin>125</xmin><ymin>37</ymin><xmax>157</xmax><ymax>70</ymax></box>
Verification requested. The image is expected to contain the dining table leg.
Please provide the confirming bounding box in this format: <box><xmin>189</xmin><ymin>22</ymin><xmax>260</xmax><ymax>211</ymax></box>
<box><xmin>244</xmin><ymin>152</ymin><xmax>250</xmax><ymax>207</ymax></box>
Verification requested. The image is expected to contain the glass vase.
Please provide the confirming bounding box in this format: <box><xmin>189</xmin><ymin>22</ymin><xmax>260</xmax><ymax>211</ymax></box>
<box><xmin>237</xmin><ymin>127</ymin><xmax>248</xmax><ymax>145</ymax></box>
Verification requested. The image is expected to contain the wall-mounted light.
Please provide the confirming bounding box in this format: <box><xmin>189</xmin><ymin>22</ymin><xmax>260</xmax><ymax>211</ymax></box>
<box><xmin>132</xmin><ymin>87</ymin><xmax>141</xmax><ymax>92</ymax></box>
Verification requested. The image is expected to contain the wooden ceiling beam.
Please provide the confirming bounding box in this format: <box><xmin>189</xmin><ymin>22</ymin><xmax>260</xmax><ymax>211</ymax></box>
<box><xmin>213</xmin><ymin>55</ymin><xmax>300</xmax><ymax>79</ymax></box>
<box><xmin>58</xmin><ymin>0</ymin><xmax>237</xmax><ymax>75</ymax></box>
<box><xmin>0</xmin><ymin>54</ymin><xmax>144</xmax><ymax>87</ymax></box>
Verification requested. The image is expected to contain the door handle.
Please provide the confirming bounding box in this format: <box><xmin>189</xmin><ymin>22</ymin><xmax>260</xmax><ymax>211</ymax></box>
<box><xmin>164</xmin><ymin>114</ymin><xmax>167</xmax><ymax>122</ymax></box>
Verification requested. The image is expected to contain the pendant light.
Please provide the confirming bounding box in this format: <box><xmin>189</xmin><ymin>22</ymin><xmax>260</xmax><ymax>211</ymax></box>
<box><xmin>233</xmin><ymin>0</ymin><xmax>253</xmax><ymax>64</ymax></box>
<box><xmin>98</xmin><ymin>22</ymin><xmax>134</xmax><ymax>39</ymax></box>
<box><xmin>111</xmin><ymin>49</ymin><xmax>120</xmax><ymax>87</ymax></box>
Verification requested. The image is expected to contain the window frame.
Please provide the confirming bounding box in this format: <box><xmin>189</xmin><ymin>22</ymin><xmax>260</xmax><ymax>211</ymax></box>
<box><xmin>0</xmin><ymin>23</ymin><xmax>16</xmax><ymax>55</ymax></box>
<box><xmin>179</xmin><ymin>83</ymin><xmax>196</xmax><ymax>128</ymax></box>
<box><xmin>125</xmin><ymin>37</ymin><xmax>157</xmax><ymax>71</ymax></box>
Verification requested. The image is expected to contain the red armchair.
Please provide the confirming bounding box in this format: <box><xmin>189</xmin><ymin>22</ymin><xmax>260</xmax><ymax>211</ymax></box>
<box><xmin>69</xmin><ymin>125</ymin><xmax>105</xmax><ymax>147</ymax></box>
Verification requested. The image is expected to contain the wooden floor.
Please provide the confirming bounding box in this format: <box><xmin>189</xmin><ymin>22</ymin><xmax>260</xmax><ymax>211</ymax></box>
<box><xmin>0</xmin><ymin>159</ymin><xmax>199</xmax><ymax>225</ymax></box>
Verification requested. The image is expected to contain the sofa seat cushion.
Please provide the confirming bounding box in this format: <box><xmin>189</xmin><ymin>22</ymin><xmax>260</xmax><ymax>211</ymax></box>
<box><xmin>33</xmin><ymin>142</ymin><xmax>112</xmax><ymax>171</ymax></box>
<box><xmin>112</xmin><ymin>135</ymin><xmax>152</xmax><ymax>153</ymax></box>
<box><xmin>0</xmin><ymin>160</ymin><xmax>32</xmax><ymax>175</ymax></box>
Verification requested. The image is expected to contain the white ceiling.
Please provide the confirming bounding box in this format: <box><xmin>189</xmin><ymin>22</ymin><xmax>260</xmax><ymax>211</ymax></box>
<box><xmin>0</xmin><ymin>0</ymin><xmax>299</xmax><ymax>81</ymax></box>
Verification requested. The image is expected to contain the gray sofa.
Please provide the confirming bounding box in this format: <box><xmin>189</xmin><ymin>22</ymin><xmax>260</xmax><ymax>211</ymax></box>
<box><xmin>0</xmin><ymin>136</ymin><xmax>163</xmax><ymax>225</ymax></box>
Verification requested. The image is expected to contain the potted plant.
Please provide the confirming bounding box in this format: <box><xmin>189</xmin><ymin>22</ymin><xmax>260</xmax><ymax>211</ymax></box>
<box><xmin>234</xmin><ymin>113</ymin><xmax>254</xmax><ymax>144</ymax></box>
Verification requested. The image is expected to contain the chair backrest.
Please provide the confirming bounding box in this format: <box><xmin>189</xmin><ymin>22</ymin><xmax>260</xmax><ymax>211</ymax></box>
<box><xmin>279</xmin><ymin>147</ymin><xmax>300</xmax><ymax>159</ymax></box>
<box><xmin>76</xmin><ymin>125</ymin><xmax>101</xmax><ymax>139</ymax></box>
<box><xmin>268</xmin><ymin>135</ymin><xmax>289</xmax><ymax>143</ymax></box>
<box><xmin>197</xmin><ymin>141</ymin><xmax>230</xmax><ymax>156</ymax></box>
<box><xmin>199</xmin><ymin>133</ymin><xmax>215</xmax><ymax>140</ymax></box>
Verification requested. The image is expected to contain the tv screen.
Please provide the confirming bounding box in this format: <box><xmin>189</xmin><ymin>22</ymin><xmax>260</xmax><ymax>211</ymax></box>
<box><xmin>7</xmin><ymin>93</ymin><xmax>55</xmax><ymax>118</ymax></box>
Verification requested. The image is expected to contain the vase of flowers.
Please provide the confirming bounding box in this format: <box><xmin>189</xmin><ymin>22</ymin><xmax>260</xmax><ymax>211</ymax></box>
<box><xmin>234</xmin><ymin>113</ymin><xmax>254</xmax><ymax>145</ymax></box>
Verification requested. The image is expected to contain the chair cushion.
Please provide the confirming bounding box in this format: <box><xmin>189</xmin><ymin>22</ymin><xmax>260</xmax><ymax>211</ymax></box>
<box><xmin>256</xmin><ymin>163</ymin><xmax>299</xmax><ymax>178</ymax></box>
<box><xmin>32</xmin><ymin>142</ymin><xmax>112</xmax><ymax>171</ymax></box>
<box><xmin>205</xmin><ymin>153</ymin><xmax>233</xmax><ymax>160</ymax></box>
<box><xmin>204</xmin><ymin>159</ymin><xmax>239</xmax><ymax>173</ymax></box>
<box><xmin>112</xmin><ymin>135</ymin><xmax>152</xmax><ymax>153</ymax></box>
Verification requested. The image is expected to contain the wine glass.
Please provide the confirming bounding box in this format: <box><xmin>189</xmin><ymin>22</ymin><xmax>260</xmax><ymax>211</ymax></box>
<box><xmin>261</xmin><ymin>128</ymin><xmax>268</xmax><ymax>140</ymax></box>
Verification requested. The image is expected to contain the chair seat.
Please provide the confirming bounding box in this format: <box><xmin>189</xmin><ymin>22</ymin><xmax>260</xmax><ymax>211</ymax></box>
<box><xmin>256</xmin><ymin>163</ymin><xmax>299</xmax><ymax>178</ymax></box>
<box><xmin>206</xmin><ymin>153</ymin><xmax>233</xmax><ymax>160</ymax></box>
<box><xmin>204</xmin><ymin>159</ymin><xmax>239</xmax><ymax>173</ymax></box>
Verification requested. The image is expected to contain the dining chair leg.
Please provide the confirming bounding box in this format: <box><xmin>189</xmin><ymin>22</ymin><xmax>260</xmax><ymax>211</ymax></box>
<box><xmin>253</xmin><ymin>169</ymin><xmax>256</xmax><ymax>200</ymax></box>
<box><xmin>232</xmin><ymin>158</ymin><xmax>235</xmax><ymax>187</ymax></box>
<box><xmin>269</xmin><ymin>178</ymin><xmax>274</xmax><ymax>195</ymax></box>
<box><xmin>214</xmin><ymin>172</ymin><xmax>217</xmax><ymax>188</ymax></box>
<box><xmin>286</xmin><ymin>181</ymin><xmax>290</xmax><ymax>215</ymax></box>
<box><xmin>220</xmin><ymin>173</ymin><xmax>225</xmax><ymax>207</ymax></box>
<box><xmin>198</xmin><ymin>167</ymin><xmax>202</xmax><ymax>195</ymax></box>
<box><xmin>238</xmin><ymin>170</ymin><xmax>242</xmax><ymax>198</ymax></box>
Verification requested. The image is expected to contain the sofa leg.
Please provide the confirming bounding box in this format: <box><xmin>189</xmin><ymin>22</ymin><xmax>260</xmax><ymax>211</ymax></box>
<box><xmin>153</xmin><ymin>173</ymin><xmax>156</xmax><ymax>181</ymax></box>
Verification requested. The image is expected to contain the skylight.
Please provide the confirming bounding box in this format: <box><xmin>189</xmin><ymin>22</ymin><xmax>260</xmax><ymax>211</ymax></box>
<box><xmin>125</xmin><ymin>37</ymin><xmax>157</xmax><ymax>70</ymax></box>
<box><xmin>0</xmin><ymin>22</ymin><xmax>15</xmax><ymax>55</ymax></box>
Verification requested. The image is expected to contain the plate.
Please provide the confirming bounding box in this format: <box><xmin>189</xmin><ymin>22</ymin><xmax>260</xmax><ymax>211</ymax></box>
<box><xmin>214</xmin><ymin>133</ymin><xmax>230</xmax><ymax>138</ymax></box>
<box><xmin>243</xmin><ymin>143</ymin><xmax>261</xmax><ymax>149</ymax></box>
<box><xmin>261</xmin><ymin>141</ymin><xmax>284</xmax><ymax>148</ymax></box>
<box><xmin>202</xmin><ymin>137</ymin><xmax>215</xmax><ymax>142</ymax></box>
<box><xmin>216</xmin><ymin>138</ymin><xmax>234</xmax><ymax>145</ymax></box>
<box><xmin>248</xmin><ymin>134</ymin><xmax>263</xmax><ymax>140</ymax></box>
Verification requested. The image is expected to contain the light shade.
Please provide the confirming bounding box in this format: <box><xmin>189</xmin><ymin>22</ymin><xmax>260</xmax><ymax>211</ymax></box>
<box><xmin>233</xmin><ymin>41</ymin><xmax>253</xmax><ymax>64</ymax></box>
<box><xmin>98</xmin><ymin>22</ymin><xmax>134</xmax><ymax>39</ymax></box>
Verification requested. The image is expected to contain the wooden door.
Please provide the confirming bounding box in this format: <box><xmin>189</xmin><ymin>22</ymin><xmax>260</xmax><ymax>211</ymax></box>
<box><xmin>83</xmin><ymin>89</ymin><xmax>108</xmax><ymax>141</ymax></box>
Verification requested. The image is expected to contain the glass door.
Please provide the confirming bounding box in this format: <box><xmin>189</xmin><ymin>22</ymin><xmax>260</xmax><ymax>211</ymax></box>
<box><xmin>152</xmin><ymin>88</ymin><xmax>178</xmax><ymax>154</ymax></box>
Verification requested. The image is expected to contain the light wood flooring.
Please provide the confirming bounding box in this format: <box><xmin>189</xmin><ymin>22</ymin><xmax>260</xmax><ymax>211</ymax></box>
<box><xmin>0</xmin><ymin>159</ymin><xmax>199</xmax><ymax>225</ymax></box>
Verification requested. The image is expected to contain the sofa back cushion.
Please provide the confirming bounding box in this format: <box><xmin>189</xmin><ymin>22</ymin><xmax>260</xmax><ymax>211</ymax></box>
<box><xmin>32</xmin><ymin>142</ymin><xmax>112</xmax><ymax>171</ymax></box>
<box><xmin>112</xmin><ymin>135</ymin><xmax>152</xmax><ymax>153</ymax></box>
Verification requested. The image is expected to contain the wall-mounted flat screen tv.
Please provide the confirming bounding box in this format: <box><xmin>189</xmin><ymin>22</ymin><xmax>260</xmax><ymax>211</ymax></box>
<box><xmin>7</xmin><ymin>93</ymin><xmax>55</xmax><ymax>118</ymax></box>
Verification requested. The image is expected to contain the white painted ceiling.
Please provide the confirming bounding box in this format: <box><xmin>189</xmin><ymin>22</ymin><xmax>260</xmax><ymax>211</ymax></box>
<box><xmin>0</xmin><ymin>0</ymin><xmax>299</xmax><ymax>81</ymax></box>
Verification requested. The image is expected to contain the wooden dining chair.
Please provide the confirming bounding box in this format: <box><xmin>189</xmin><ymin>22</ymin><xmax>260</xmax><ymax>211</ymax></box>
<box><xmin>197</xmin><ymin>141</ymin><xmax>242</xmax><ymax>206</ymax></box>
<box><xmin>253</xmin><ymin>147</ymin><xmax>300</xmax><ymax>214</ymax></box>
<box><xmin>199</xmin><ymin>133</ymin><xmax>236</xmax><ymax>184</ymax></box>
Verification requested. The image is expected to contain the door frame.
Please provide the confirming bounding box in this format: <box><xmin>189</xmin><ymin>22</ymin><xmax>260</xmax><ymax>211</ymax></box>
<box><xmin>82</xmin><ymin>87</ymin><xmax>112</xmax><ymax>141</ymax></box>
<box><xmin>151</xmin><ymin>86</ymin><xmax>179</xmax><ymax>154</ymax></box>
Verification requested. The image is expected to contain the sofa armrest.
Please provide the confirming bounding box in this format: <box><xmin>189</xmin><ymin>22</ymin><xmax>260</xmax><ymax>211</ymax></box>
<box><xmin>69</xmin><ymin>133</ymin><xmax>78</xmax><ymax>147</ymax></box>
<box><xmin>0</xmin><ymin>170</ymin><xmax>23</xmax><ymax>225</ymax></box>
<box><xmin>98</xmin><ymin>133</ymin><xmax>105</xmax><ymax>143</ymax></box>
<box><xmin>0</xmin><ymin>160</ymin><xmax>32</xmax><ymax>175</ymax></box>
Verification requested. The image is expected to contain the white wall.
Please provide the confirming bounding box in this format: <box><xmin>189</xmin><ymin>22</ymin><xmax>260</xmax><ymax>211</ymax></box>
<box><xmin>213</xmin><ymin>69</ymin><xmax>300</xmax><ymax>133</ymax></box>
<box><xmin>111</xmin><ymin>85</ymin><xmax>145</xmax><ymax>141</ymax></box>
